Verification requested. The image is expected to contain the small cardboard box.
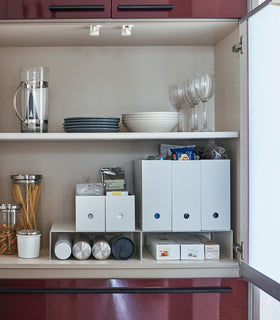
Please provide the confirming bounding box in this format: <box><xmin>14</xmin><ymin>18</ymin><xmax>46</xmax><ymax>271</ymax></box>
<box><xmin>146</xmin><ymin>235</ymin><xmax>180</xmax><ymax>260</ymax></box>
<box><xmin>173</xmin><ymin>235</ymin><xmax>204</xmax><ymax>260</ymax></box>
<box><xmin>194</xmin><ymin>234</ymin><xmax>220</xmax><ymax>260</ymax></box>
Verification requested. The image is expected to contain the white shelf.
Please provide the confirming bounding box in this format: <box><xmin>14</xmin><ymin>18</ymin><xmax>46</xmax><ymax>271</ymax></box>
<box><xmin>0</xmin><ymin>132</ymin><xmax>239</xmax><ymax>141</ymax></box>
<box><xmin>0</xmin><ymin>19</ymin><xmax>238</xmax><ymax>47</ymax></box>
<box><xmin>0</xmin><ymin>248</ymin><xmax>239</xmax><ymax>279</ymax></box>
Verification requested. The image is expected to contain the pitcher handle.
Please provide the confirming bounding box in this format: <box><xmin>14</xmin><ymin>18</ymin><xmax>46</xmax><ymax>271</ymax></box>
<box><xmin>13</xmin><ymin>82</ymin><xmax>26</xmax><ymax>122</ymax></box>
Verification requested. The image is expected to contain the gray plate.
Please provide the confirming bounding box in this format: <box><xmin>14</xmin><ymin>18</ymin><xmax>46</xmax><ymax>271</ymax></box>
<box><xmin>64</xmin><ymin>128</ymin><xmax>120</xmax><ymax>133</ymax></box>
<box><xmin>63</xmin><ymin>124</ymin><xmax>119</xmax><ymax>129</ymax></box>
<box><xmin>64</xmin><ymin>121</ymin><xmax>119</xmax><ymax>126</ymax></box>
<box><xmin>64</xmin><ymin>117</ymin><xmax>120</xmax><ymax>122</ymax></box>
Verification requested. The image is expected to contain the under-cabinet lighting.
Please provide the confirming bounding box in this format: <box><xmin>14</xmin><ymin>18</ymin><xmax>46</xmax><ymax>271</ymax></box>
<box><xmin>89</xmin><ymin>25</ymin><xmax>102</xmax><ymax>37</ymax></box>
<box><xmin>121</xmin><ymin>25</ymin><xmax>133</xmax><ymax>37</ymax></box>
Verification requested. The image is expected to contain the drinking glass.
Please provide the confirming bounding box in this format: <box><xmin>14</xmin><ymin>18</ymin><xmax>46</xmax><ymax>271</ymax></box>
<box><xmin>194</xmin><ymin>74</ymin><xmax>214</xmax><ymax>132</ymax></box>
<box><xmin>183</xmin><ymin>79</ymin><xmax>200</xmax><ymax>132</ymax></box>
<box><xmin>169</xmin><ymin>83</ymin><xmax>186</xmax><ymax>131</ymax></box>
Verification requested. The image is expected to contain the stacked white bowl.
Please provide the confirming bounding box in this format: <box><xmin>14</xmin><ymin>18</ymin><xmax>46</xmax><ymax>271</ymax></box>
<box><xmin>122</xmin><ymin>112</ymin><xmax>180</xmax><ymax>132</ymax></box>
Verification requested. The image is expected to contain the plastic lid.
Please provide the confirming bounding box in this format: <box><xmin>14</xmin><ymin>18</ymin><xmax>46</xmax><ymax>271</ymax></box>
<box><xmin>111</xmin><ymin>236</ymin><xmax>135</xmax><ymax>260</ymax></box>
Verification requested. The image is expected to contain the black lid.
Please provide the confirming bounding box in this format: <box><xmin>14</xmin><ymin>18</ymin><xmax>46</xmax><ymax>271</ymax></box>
<box><xmin>111</xmin><ymin>236</ymin><xmax>135</xmax><ymax>260</ymax></box>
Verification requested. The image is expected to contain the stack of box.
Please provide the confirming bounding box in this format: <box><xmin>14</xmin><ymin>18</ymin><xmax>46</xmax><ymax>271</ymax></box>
<box><xmin>146</xmin><ymin>234</ymin><xmax>220</xmax><ymax>261</ymax></box>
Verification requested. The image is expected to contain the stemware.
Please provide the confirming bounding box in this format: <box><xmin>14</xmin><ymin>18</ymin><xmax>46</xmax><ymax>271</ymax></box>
<box><xmin>183</xmin><ymin>79</ymin><xmax>200</xmax><ymax>132</ymax></box>
<box><xmin>169</xmin><ymin>83</ymin><xmax>186</xmax><ymax>131</ymax></box>
<box><xmin>194</xmin><ymin>74</ymin><xmax>214</xmax><ymax>132</ymax></box>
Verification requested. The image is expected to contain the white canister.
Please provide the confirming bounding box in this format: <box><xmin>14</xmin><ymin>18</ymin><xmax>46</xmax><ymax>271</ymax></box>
<box><xmin>54</xmin><ymin>233</ymin><xmax>72</xmax><ymax>260</ymax></box>
<box><xmin>16</xmin><ymin>229</ymin><xmax>41</xmax><ymax>258</ymax></box>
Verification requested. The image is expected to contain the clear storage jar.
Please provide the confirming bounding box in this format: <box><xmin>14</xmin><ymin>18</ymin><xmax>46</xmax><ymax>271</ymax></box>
<box><xmin>0</xmin><ymin>204</ymin><xmax>22</xmax><ymax>255</ymax></box>
<box><xmin>11</xmin><ymin>174</ymin><xmax>42</xmax><ymax>230</ymax></box>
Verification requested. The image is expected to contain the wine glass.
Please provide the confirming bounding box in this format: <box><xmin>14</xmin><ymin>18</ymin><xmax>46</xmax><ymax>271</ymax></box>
<box><xmin>183</xmin><ymin>79</ymin><xmax>200</xmax><ymax>132</ymax></box>
<box><xmin>169</xmin><ymin>83</ymin><xmax>186</xmax><ymax>131</ymax></box>
<box><xmin>194</xmin><ymin>74</ymin><xmax>214</xmax><ymax>132</ymax></box>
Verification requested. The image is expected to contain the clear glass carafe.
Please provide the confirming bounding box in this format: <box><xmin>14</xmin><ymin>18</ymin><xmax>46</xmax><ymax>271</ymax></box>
<box><xmin>13</xmin><ymin>66</ymin><xmax>49</xmax><ymax>133</ymax></box>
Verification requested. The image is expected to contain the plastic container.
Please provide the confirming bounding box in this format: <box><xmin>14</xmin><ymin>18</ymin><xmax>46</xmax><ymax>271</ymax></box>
<box><xmin>54</xmin><ymin>233</ymin><xmax>72</xmax><ymax>260</ymax></box>
<box><xmin>16</xmin><ymin>229</ymin><xmax>41</xmax><ymax>258</ymax></box>
<box><xmin>0</xmin><ymin>204</ymin><xmax>22</xmax><ymax>255</ymax></box>
<box><xmin>11</xmin><ymin>174</ymin><xmax>42</xmax><ymax>230</ymax></box>
<box><xmin>111</xmin><ymin>235</ymin><xmax>135</xmax><ymax>260</ymax></box>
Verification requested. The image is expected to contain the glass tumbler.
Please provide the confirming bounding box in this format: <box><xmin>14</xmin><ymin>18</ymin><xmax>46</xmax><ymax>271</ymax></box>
<box><xmin>11</xmin><ymin>174</ymin><xmax>42</xmax><ymax>230</ymax></box>
<box><xmin>0</xmin><ymin>204</ymin><xmax>22</xmax><ymax>255</ymax></box>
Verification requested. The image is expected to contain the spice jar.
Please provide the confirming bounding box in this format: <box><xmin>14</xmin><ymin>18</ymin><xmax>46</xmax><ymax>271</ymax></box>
<box><xmin>11</xmin><ymin>174</ymin><xmax>42</xmax><ymax>230</ymax></box>
<box><xmin>0</xmin><ymin>204</ymin><xmax>22</xmax><ymax>255</ymax></box>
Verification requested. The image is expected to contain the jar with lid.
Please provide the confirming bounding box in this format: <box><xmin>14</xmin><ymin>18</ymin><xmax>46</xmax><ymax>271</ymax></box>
<box><xmin>11</xmin><ymin>174</ymin><xmax>42</xmax><ymax>230</ymax></box>
<box><xmin>0</xmin><ymin>204</ymin><xmax>22</xmax><ymax>255</ymax></box>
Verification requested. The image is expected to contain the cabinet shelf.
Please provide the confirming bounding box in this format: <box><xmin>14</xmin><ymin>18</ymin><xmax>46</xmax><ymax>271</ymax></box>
<box><xmin>0</xmin><ymin>248</ymin><xmax>239</xmax><ymax>279</ymax></box>
<box><xmin>0</xmin><ymin>132</ymin><xmax>239</xmax><ymax>141</ymax></box>
<box><xmin>0</xmin><ymin>19</ymin><xmax>238</xmax><ymax>47</ymax></box>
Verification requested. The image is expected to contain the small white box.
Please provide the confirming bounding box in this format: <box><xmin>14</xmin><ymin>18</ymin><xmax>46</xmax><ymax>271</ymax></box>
<box><xmin>75</xmin><ymin>195</ymin><xmax>105</xmax><ymax>231</ymax></box>
<box><xmin>105</xmin><ymin>195</ymin><xmax>135</xmax><ymax>231</ymax></box>
<box><xmin>146</xmin><ymin>235</ymin><xmax>180</xmax><ymax>260</ymax></box>
<box><xmin>173</xmin><ymin>235</ymin><xmax>204</xmax><ymax>260</ymax></box>
<box><xmin>194</xmin><ymin>234</ymin><xmax>220</xmax><ymax>260</ymax></box>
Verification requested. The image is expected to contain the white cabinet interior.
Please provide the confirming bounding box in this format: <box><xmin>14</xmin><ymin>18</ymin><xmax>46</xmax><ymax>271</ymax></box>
<box><xmin>0</xmin><ymin>19</ymin><xmax>241</xmax><ymax>276</ymax></box>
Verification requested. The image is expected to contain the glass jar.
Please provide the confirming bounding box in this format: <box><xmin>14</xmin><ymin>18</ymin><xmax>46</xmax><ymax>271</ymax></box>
<box><xmin>11</xmin><ymin>174</ymin><xmax>42</xmax><ymax>230</ymax></box>
<box><xmin>0</xmin><ymin>204</ymin><xmax>22</xmax><ymax>255</ymax></box>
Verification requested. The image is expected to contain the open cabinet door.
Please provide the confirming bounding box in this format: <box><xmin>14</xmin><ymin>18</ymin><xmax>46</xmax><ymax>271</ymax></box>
<box><xmin>239</xmin><ymin>0</ymin><xmax>280</xmax><ymax>301</ymax></box>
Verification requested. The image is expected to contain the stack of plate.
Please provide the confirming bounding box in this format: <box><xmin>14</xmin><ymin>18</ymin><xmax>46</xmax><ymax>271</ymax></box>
<box><xmin>122</xmin><ymin>112</ymin><xmax>180</xmax><ymax>132</ymax></box>
<box><xmin>63</xmin><ymin>117</ymin><xmax>120</xmax><ymax>133</ymax></box>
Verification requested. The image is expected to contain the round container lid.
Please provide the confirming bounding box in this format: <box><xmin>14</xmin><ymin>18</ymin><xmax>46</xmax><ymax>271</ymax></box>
<box><xmin>54</xmin><ymin>242</ymin><xmax>72</xmax><ymax>260</ymax></box>
<box><xmin>16</xmin><ymin>229</ymin><xmax>41</xmax><ymax>236</ymax></box>
<box><xmin>111</xmin><ymin>236</ymin><xmax>135</xmax><ymax>260</ymax></box>
<box><xmin>0</xmin><ymin>204</ymin><xmax>22</xmax><ymax>211</ymax></box>
<box><xmin>92</xmin><ymin>241</ymin><xmax>111</xmax><ymax>260</ymax></box>
<box><xmin>11</xmin><ymin>174</ymin><xmax>43</xmax><ymax>183</ymax></box>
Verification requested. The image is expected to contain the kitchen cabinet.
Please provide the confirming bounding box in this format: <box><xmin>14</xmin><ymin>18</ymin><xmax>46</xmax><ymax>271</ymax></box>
<box><xmin>0</xmin><ymin>0</ymin><xmax>246</xmax><ymax>19</ymax></box>
<box><xmin>0</xmin><ymin>1</ymin><xmax>279</xmax><ymax>318</ymax></box>
<box><xmin>0</xmin><ymin>278</ymin><xmax>248</xmax><ymax>320</ymax></box>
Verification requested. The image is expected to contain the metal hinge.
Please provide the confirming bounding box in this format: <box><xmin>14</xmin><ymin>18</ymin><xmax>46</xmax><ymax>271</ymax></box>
<box><xmin>232</xmin><ymin>36</ymin><xmax>243</xmax><ymax>54</ymax></box>
<box><xmin>233</xmin><ymin>242</ymin><xmax>244</xmax><ymax>260</ymax></box>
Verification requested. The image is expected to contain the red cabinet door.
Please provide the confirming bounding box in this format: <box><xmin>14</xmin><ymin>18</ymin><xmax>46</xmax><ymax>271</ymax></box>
<box><xmin>2</xmin><ymin>0</ymin><xmax>111</xmax><ymax>19</ymax></box>
<box><xmin>112</xmin><ymin>0</ymin><xmax>247</xmax><ymax>19</ymax></box>
<box><xmin>0</xmin><ymin>278</ymin><xmax>248</xmax><ymax>320</ymax></box>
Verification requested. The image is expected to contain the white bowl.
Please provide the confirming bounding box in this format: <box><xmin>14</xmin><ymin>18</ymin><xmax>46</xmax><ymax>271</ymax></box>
<box><xmin>122</xmin><ymin>116</ymin><xmax>180</xmax><ymax>121</ymax></box>
<box><xmin>122</xmin><ymin>112</ymin><xmax>178</xmax><ymax>117</ymax></box>
<box><xmin>123</xmin><ymin>119</ymin><xmax>178</xmax><ymax>132</ymax></box>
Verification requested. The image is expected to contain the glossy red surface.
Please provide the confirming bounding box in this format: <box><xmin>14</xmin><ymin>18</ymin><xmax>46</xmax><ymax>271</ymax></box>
<box><xmin>0</xmin><ymin>278</ymin><xmax>248</xmax><ymax>320</ymax></box>
<box><xmin>112</xmin><ymin>0</ymin><xmax>247</xmax><ymax>19</ymax></box>
<box><xmin>0</xmin><ymin>0</ymin><xmax>247</xmax><ymax>19</ymax></box>
<box><xmin>1</xmin><ymin>0</ymin><xmax>111</xmax><ymax>19</ymax></box>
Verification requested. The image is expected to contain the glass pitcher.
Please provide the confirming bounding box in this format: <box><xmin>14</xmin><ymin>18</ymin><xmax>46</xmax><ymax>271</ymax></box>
<box><xmin>13</xmin><ymin>66</ymin><xmax>48</xmax><ymax>133</ymax></box>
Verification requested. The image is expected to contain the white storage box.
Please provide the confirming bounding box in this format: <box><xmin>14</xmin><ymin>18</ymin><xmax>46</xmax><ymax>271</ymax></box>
<box><xmin>105</xmin><ymin>195</ymin><xmax>135</xmax><ymax>231</ymax></box>
<box><xmin>134</xmin><ymin>160</ymin><xmax>172</xmax><ymax>231</ymax></box>
<box><xmin>75</xmin><ymin>195</ymin><xmax>105</xmax><ymax>232</ymax></box>
<box><xmin>146</xmin><ymin>235</ymin><xmax>180</xmax><ymax>260</ymax></box>
<box><xmin>173</xmin><ymin>235</ymin><xmax>204</xmax><ymax>260</ymax></box>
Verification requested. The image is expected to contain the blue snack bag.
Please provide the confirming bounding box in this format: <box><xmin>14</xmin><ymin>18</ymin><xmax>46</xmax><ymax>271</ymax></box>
<box><xmin>170</xmin><ymin>147</ymin><xmax>195</xmax><ymax>160</ymax></box>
